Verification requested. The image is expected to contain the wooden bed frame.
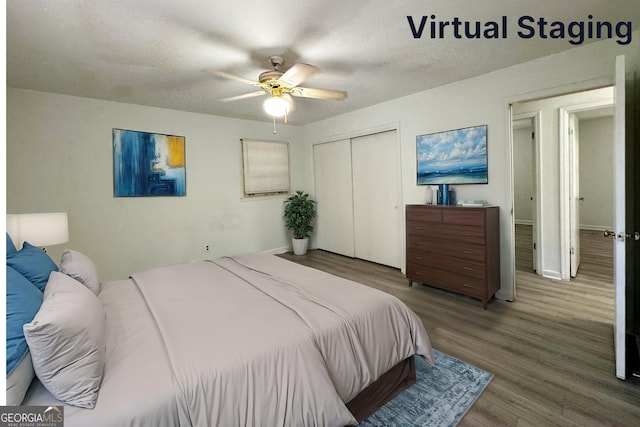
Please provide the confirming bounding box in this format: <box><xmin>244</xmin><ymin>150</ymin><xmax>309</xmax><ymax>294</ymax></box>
<box><xmin>346</xmin><ymin>356</ymin><xmax>416</xmax><ymax>422</ymax></box>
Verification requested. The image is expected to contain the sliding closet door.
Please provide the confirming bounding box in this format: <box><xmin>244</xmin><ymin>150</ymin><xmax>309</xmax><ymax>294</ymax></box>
<box><xmin>351</xmin><ymin>130</ymin><xmax>402</xmax><ymax>268</ymax></box>
<box><xmin>313</xmin><ymin>140</ymin><xmax>355</xmax><ymax>257</ymax></box>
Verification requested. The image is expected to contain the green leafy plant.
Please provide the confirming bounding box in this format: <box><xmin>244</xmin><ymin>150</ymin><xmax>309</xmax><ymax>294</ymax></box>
<box><xmin>283</xmin><ymin>191</ymin><xmax>317</xmax><ymax>239</ymax></box>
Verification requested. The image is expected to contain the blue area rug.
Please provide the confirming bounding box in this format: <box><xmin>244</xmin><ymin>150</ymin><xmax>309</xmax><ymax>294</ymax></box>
<box><xmin>359</xmin><ymin>350</ymin><xmax>493</xmax><ymax>427</ymax></box>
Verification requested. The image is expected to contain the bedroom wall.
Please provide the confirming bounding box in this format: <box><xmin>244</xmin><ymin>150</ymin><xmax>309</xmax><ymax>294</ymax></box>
<box><xmin>6</xmin><ymin>89</ymin><xmax>304</xmax><ymax>281</ymax></box>
<box><xmin>579</xmin><ymin>116</ymin><xmax>614</xmax><ymax>230</ymax></box>
<box><xmin>300</xmin><ymin>31</ymin><xmax>639</xmax><ymax>300</ymax></box>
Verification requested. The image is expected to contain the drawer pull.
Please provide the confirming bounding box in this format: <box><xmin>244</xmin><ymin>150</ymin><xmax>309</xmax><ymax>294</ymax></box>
<box><xmin>415</xmin><ymin>227</ymin><xmax>425</xmax><ymax>230</ymax></box>
<box><xmin>463</xmin><ymin>283</ymin><xmax>473</xmax><ymax>288</ymax></box>
<box><xmin>415</xmin><ymin>256</ymin><xmax>424</xmax><ymax>260</ymax></box>
<box><xmin>415</xmin><ymin>272</ymin><xmax>424</xmax><ymax>276</ymax></box>
<box><xmin>463</xmin><ymin>250</ymin><xmax>473</xmax><ymax>254</ymax></box>
<box><xmin>463</xmin><ymin>267</ymin><xmax>473</xmax><ymax>271</ymax></box>
<box><xmin>461</xmin><ymin>233</ymin><xmax>471</xmax><ymax>237</ymax></box>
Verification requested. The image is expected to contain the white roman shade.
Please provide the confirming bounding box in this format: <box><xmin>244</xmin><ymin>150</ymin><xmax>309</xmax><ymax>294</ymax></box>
<box><xmin>241</xmin><ymin>139</ymin><xmax>290</xmax><ymax>197</ymax></box>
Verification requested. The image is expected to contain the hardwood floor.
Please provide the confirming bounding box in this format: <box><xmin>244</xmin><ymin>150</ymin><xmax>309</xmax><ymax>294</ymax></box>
<box><xmin>279</xmin><ymin>229</ymin><xmax>640</xmax><ymax>426</ymax></box>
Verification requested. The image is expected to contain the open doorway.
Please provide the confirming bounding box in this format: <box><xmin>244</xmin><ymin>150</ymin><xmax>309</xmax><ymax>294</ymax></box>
<box><xmin>513</xmin><ymin>106</ymin><xmax>615</xmax><ymax>283</ymax></box>
<box><xmin>508</xmin><ymin>57</ymin><xmax>630</xmax><ymax>380</ymax></box>
<box><xmin>511</xmin><ymin>89</ymin><xmax>618</xmax><ymax>378</ymax></box>
<box><xmin>512</xmin><ymin>115</ymin><xmax>538</xmax><ymax>273</ymax></box>
<box><xmin>511</xmin><ymin>87</ymin><xmax>614</xmax><ymax>281</ymax></box>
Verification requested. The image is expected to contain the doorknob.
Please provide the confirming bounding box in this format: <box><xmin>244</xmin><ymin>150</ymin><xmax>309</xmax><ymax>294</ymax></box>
<box><xmin>626</xmin><ymin>231</ymin><xmax>640</xmax><ymax>241</ymax></box>
<box><xmin>606</xmin><ymin>230</ymin><xmax>640</xmax><ymax>240</ymax></box>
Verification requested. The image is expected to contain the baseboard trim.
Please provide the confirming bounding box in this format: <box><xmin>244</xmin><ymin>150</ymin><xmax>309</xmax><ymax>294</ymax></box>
<box><xmin>259</xmin><ymin>246</ymin><xmax>290</xmax><ymax>255</ymax></box>
<box><xmin>541</xmin><ymin>269</ymin><xmax>563</xmax><ymax>281</ymax></box>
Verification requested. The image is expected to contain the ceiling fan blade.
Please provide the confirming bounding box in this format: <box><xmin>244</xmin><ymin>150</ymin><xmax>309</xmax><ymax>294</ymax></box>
<box><xmin>291</xmin><ymin>86</ymin><xmax>347</xmax><ymax>100</ymax></box>
<box><xmin>218</xmin><ymin>91</ymin><xmax>266</xmax><ymax>102</ymax></box>
<box><xmin>279</xmin><ymin>63</ymin><xmax>318</xmax><ymax>87</ymax></box>
<box><xmin>214</xmin><ymin>71</ymin><xmax>260</xmax><ymax>87</ymax></box>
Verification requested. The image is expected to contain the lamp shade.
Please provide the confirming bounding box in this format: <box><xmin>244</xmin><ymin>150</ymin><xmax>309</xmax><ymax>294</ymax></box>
<box><xmin>263</xmin><ymin>96</ymin><xmax>290</xmax><ymax>118</ymax></box>
<box><xmin>18</xmin><ymin>212</ymin><xmax>69</xmax><ymax>248</ymax></box>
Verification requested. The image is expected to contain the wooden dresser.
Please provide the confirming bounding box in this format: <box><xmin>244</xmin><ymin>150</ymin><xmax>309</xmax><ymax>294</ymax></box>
<box><xmin>406</xmin><ymin>204</ymin><xmax>500</xmax><ymax>309</ymax></box>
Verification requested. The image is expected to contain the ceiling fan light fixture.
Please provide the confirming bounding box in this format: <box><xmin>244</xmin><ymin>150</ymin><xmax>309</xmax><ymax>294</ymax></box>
<box><xmin>263</xmin><ymin>96</ymin><xmax>290</xmax><ymax>118</ymax></box>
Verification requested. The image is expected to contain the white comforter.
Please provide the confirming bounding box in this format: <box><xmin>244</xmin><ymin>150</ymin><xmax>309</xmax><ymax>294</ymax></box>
<box><xmin>23</xmin><ymin>254</ymin><xmax>433</xmax><ymax>427</ymax></box>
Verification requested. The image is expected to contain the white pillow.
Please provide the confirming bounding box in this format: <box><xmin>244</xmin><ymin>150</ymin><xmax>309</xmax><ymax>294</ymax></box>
<box><xmin>59</xmin><ymin>249</ymin><xmax>101</xmax><ymax>295</ymax></box>
<box><xmin>24</xmin><ymin>271</ymin><xmax>106</xmax><ymax>408</ymax></box>
<box><xmin>5</xmin><ymin>352</ymin><xmax>35</xmax><ymax>406</ymax></box>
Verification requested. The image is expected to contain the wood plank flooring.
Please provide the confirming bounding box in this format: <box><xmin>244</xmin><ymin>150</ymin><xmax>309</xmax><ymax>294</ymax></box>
<box><xmin>279</xmin><ymin>226</ymin><xmax>640</xmax><ymax>426</ymax></box>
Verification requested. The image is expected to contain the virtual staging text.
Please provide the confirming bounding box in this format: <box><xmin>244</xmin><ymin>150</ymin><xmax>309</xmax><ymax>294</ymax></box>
<box><xmin>407</xmin><ymin>15</ymin><xmax>633</xmax><ymax>46</ymax></box>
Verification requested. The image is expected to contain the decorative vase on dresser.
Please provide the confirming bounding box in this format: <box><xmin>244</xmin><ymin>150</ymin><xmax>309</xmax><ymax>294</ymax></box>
<box><xmin>405</xmin><ymin>204</ymin><xmax>500</xmax><ymax>309</ymax></box>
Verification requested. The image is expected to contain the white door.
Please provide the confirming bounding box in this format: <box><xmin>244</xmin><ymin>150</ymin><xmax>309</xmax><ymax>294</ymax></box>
<box><xmin>569</xmin><ymin>113</ymin><xmax>581</xmax><ymax>278</ymax></box>
<box><xmin>613</xmin><ymin>55</ymin><xmax>626</xmax><ymax>379</ymax></box>
<box><xmin>351</xmin><ymin>131</ymin><xmax>402</xmax><ymax>268</ymax></box>
<box><xmin>313</xmin><ymin>140</ymin><xmax>355</xmax><ymax>257</ymax></box>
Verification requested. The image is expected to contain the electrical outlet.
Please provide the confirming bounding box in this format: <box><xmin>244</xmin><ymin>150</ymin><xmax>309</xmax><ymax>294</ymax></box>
<box><xmin>205</xmin><ymin>244</ymin><xmax>211</xmax><ymax>253</ymax></box>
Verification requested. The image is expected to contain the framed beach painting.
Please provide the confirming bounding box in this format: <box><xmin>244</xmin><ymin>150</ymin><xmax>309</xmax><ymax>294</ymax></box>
<box><xmin>113</xmin><ymin>129</ymin><xmax>186</xmax><ymax>197</ymax></box>
<box><xmin>416</xmin><ymin>124</ymin><xmax>488</xmax><ymax>185</ymax></box>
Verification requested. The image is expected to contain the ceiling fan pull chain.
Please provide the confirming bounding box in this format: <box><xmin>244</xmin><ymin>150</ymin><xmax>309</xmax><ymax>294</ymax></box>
<box><xmin>273</xmin><ymin>115</ymin><xmax>277</xmax><ymax>134</ymax></box>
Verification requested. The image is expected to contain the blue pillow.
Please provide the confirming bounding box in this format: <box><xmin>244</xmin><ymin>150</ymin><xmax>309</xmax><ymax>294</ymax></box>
<box><xmin>6</xmin><ymin>242</ymin><xmax>58</xmax><ymax>292</ymax></box>
<box><xmin>6</xmin><ymin>233</ymin><xmax>17</xmax><ymax>256</ymax></box>
<box><xmin>6</xmin><ymin>266</ymin><xmax>43</xmax><ymax>375</ymax></box>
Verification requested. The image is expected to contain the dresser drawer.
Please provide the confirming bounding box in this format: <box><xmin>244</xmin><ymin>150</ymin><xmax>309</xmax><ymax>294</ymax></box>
<box><xmin>442</xmin><ymin>208</ymin><xmax>486</xmax><ymax>226</ymax></box>
<box><xmin>406</xmin><ymin>220</ymin><xmax>440</xmax><ymax>236</ymax></box>
<box><xmin>406</xmin><ymin>264</ymin><xmax>486</xmax><ymax>298</ymax></box>
<box><xmin>406</xmin><ymin>240</ymin><xmax>486</xmax><ymax>263</ymax></box>
<box><xmin>407</xmin><ymin>251</ymin><xmax>486</xmax><ymax>278</ymax></box>
<box><xmin>406</xmin><ymin>206</ymin><xmax>442</xmax><ymax>223</ymax></box>
<box><xmin>407</xmin><ymin>221</ymin><xmax>485</xmax><ymax>245</ymax></box>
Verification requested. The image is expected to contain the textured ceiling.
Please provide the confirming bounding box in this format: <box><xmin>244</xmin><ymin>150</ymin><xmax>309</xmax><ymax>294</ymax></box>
<box><xmin>7</xmin><ymin>0</ymin><xmax>640</xmax><ymax>125</ymax></box>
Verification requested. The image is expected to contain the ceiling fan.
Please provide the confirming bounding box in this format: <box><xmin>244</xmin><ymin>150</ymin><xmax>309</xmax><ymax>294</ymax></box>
<box><xmin>215</xmin><ymin>56</ymin><xmax>347</xmax><ymax>123</ymax></box>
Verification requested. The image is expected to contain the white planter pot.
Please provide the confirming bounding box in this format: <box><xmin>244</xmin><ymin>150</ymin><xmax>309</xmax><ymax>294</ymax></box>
<box><xmin>292</xmin><ymin>238</ymin><xmax>309</xmax><ymax>255</ymax></box>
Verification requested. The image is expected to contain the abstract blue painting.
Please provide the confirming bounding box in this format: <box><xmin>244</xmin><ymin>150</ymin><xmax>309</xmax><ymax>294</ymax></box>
<box><xmin>113</xmin><ymin>129</ymin><xmax>186</xmax><ymax>197</ymax></box>
<box><xmin>416</xmin><ymin>124</ymin><xmax>488</xmax><ymax>185</ymax></box>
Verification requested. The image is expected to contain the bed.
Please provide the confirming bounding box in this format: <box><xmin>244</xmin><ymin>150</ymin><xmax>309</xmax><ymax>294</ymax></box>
<box><xmin>8</xmin><ymin>244</ymin><xmax>433</xmax><ymax>426</ymax></box>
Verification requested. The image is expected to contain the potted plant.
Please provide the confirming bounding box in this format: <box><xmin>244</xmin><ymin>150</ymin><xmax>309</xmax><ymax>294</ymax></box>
<box><xmin>283</xmin><ymin>190</ymin><xmax>317</xmax><ymax>255</ymax></box>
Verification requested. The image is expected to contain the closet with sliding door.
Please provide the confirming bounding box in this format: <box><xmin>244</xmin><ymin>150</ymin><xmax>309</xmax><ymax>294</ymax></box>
<box><xmin>312</xmin><ymin>130</ymin><xmax>402</xmax><ymax>268</ymax></box>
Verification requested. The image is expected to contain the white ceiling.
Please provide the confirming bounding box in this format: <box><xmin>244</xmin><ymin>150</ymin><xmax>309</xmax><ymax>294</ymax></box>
<box><xmin>7</xmin><ymin>0</ymin><xmax>640</xmax><ymax>125</ymax></box>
